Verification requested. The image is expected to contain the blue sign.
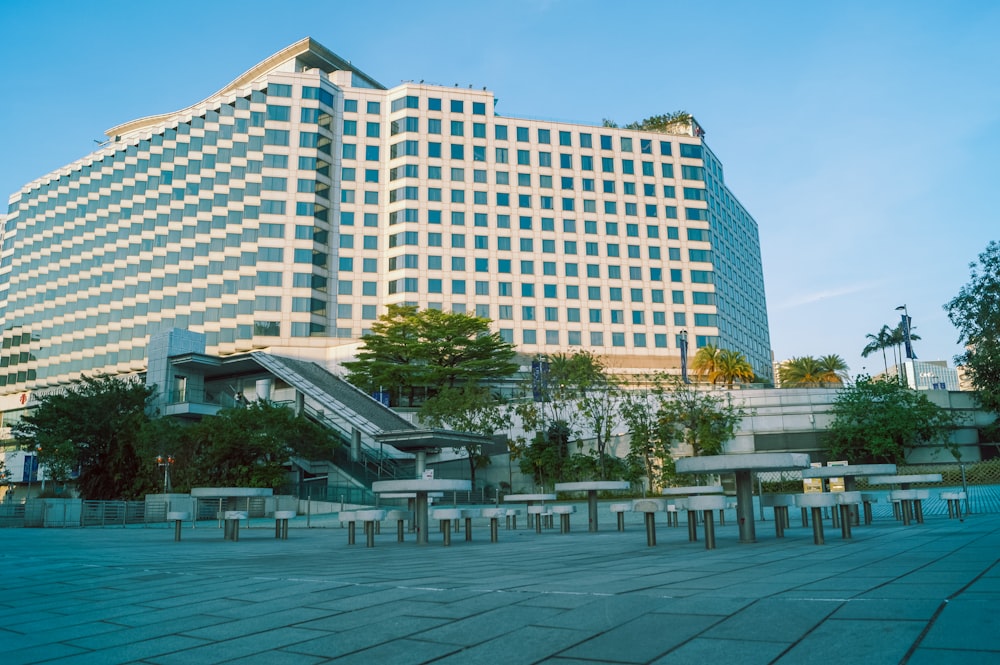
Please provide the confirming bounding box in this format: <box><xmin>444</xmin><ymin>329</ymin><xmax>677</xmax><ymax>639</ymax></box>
<box><xmin>21</xmin><ymin>455</ymin><xmax>38</xmax><ymax>483</ymax></box>
<box><xmin>372</xmin><ymin>391</ymin><xmax>390</xmax><ymax>407</ymax></box>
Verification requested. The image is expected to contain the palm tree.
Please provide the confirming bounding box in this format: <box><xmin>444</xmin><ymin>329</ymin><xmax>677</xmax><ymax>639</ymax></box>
<box><xmin>888</xmin><ymin>322</ymin><xmax>921</xmax><ymax>365</ymax></box>
<box><xmin>779</xmin><ymin>355</ymin><xmax>848</xmax><ymax>387</ymax></box>
<box><xmin>713</xmin><ymin>349</ymin><xmax>755</xmax><ymax>388</ymax></box>
<box><xmin>691</xmin><ymin>344</ymin><xmax>721</xmax><ymax>382</ymax></box>
<box><xmin>861</xmin><ymin>325</ymin><xmax>893</xmax><ymax>374</ymax></box>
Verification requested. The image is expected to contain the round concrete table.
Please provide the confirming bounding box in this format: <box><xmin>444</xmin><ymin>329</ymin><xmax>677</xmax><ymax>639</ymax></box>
<box><xmin>801</xmin><ymin>464</ymin><xmax>897</xmax><ymax>526</ymax></box>
<box><xmin>675</xmin><ymin>453</ymin><xmax>812</xmax><ymax>544</ymax></box>
<box><xmin>554</xmin><ymin>481</ymin><xmax>631</xmax><ymax>532</ymax></box>
<box><xmin>372</xmin><ymin>479</ymin><xmax>471</xmax><ymax>545</ymax></box>
<box><xmin>504</xmin><ymin>494</ymin><xmax>557</xmax><ymax>529</ymax></box>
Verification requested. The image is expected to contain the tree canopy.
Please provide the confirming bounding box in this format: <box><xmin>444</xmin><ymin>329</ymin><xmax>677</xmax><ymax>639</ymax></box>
<box><xmin>13</xmin><ymin>376</ymin><xmax>156</xmax><ymax>500</ymax></box>
<box><xmin>12</xmin><ymin>375</ymin><xmax>339</xmax><ymax>498</ymax></box>
<box><xmin>419</xmin><ymin>385</ymin><xmax>510</xmax><ymax>486</ymax></box>
<box><xmin>946</xmin><ymin>241</ymin><xmax>1000</xmax><ymax>413</ymax></box>
<box><xmin>344</xmin><ymin>305</ymin><xmax>518</xmax><ymax>406</ymax></box>
<box><xmin>691</xmin><ymin>345</ymin><xmax>754</xmax><ymax>388</ymax></box>
<box><xmin>779</xmin><ymin>355</ymin><xmax>848</xmax><ymax>387</ymax></box>
<box><xmin>825</xmin><ymin>376</ymin><xmax>956</xmax><ymax>463</ymax></box>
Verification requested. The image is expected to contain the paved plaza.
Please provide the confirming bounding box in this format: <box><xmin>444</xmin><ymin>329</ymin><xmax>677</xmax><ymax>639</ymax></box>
<box><xmin>2</xmin><ymin>504</ymin><xmax>999</xmax><ymax>665</ymax></box>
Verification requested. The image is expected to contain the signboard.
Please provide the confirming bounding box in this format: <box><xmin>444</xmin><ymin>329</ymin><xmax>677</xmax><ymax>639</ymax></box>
<box><xmin>803</xmin><ymin>462</ymin><xmax>823</xmax><ymax>493</ymax></box>
<box><xmin>531</xmin><ymin>359</ymin><xmax>549</xmax><ymax>402</ymax></box>
<box><xmin>828</xmin><ymin>460</ymin><xmax>847</xmax><ymax>492</ymax></box>
<box><xmin>422</xmin><ymin>469</ymin><xmax>435</xmax><ymax>480</ymax></box>
<box><xmin>372</xmin><ymin>391</ymin><xmax>390</xmax><ymax>407</ymax></box>
<box><xmin>21</xmin><ymin>454</ymin><xmax>38</xmax><ymax>483</ymax></box>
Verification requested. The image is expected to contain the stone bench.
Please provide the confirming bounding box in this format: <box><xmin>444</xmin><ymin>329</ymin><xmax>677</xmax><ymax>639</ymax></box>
<box><xmin>941</xmin><ymin>491</ymin><xmax>967</xmax><ymax>521</ymax></box>
<box><xmin>504</xmin><ymin>508</ymin><xmax>521</xmax><ymax>530</ymax></box>
<box><xmin>794</xmin><ymin>493</ymin><xmax>837</xmax><ymax>544</ymax></box>
<box><xmin>356</xmin><ymin>509</ymin><xmax>386</xmax><ymax>547</ymax></box>
<box><xmin>338</xmin><ymin>511</ymin><xmax>358</xmax><ymax>545</ymax></box>
<box><xmin>527</xmin><ymin>505</ymin><xmax>552</xmax><ymax>534</ymax></box>
<box><xmin>890</xmin><ymin>489</ymin><xmax>930</xmax><ymax>525</ymax></box>
<box><xmin>632</xmin><ymin>500</ymin><xmax>663</xmax><ymax>546</ymax></box>
<box><xmin>610</xmin><ymin>502</ymin><xmax>631</xmax><ymax>532</ymax></box>
<box><xmin>685</xmin><ymin>495</ymin><xmax>727</xmax><ymax>550</ymax></box>
<box><xmin>431</xmin><ymin>508</ymin><xmax>463</xmax><ymax>546</ymax></box>
<box><xmin>223</xmin><ymin>511</ymin><xmax>248</xmax><ymax>541</ymax></box>
<box><xmin>460</xmin><ymin>508</ymin><xmax>480</xmax><ymax>541</ymax></box>
<box><xmin>861</xmin><ymin>493</ymin><xmax>880</xmax><ymax>525</ymax></box>
<box><xmin>760</xmin><ymin>494</ymin><xmax>795</xmax><ymax>537</ymax></box>
<box><xmin>835</xmin><ymin>491</ymin><xmax>862</xmax><ymax>540</ymax></box>
<box><xmin>552</xmin><ymin>505</ymin><xmax>576</xmax><ymax>534</ymax></box>
<box><xmin>385</xmin><ymin>509</ymin><xmax>412</xmax><ymax>542</ymax></box>
<box><xmin>481</xmin><ymin>508</ymin><xmax>506</xmax><ymax>542</ymax></box>
<box><xmin>167</xmin><ymin>511</ymin><xmax>189</xmax><ymax>542</ymax></box>
<box><xmin>274</xmin><ymin>510</ymin><xmax>296</xmax><ymax>540</ymax></box>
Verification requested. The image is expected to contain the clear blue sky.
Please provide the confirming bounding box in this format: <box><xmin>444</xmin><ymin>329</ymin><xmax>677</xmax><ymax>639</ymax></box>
<box><xmin>2</xmin><ymin>0</ymin><xmax>997</xmax><ymax>378</ymax></box>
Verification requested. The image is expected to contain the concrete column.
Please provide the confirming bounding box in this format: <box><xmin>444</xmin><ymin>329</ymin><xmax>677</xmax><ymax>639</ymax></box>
<box><xmin>735</xmin><ymin>469</ymin><xmax>756</xmax><ymax>543</ymax></box>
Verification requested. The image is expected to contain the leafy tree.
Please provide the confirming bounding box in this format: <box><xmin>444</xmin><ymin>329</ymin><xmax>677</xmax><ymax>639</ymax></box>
<box><xmin>779</xmin><ymin>354</ymin><xmax>848</xmax><ymax>387</ymax></box>
<box><xmin>946</xmin><ymin>241</ymin><xmax>1000</xmax><ymax>413</ymax></box>
<box><xmin>826</xmin><ymin>376</ymin><xmax>957</xmax><ymax>463</ymax></box>
<box><xmin>419</xmin><ymin>385</ymin><xmax>510</xmax><ymax>486</ymax></box>
<box><xmin>691</xmin><ymin>345</ymin><xmax>754</xmax><ymax>387</ymax></box>
<box><xmin>173</xmin><ymin>401</ymin><xmax>339</xmax><ymax>490</ymax></box>
<box><xmin>623</xmin><ymin>111</ymin><xmax>693</xmax><ymax>132</ymax></box>
<box><xmin>620</xmin><ymin>377</ymin><xmax>673</xmax><ymax>491</ymax></box>
<box><xmin>518</xmin><ymin>421</ymin><xmax>572</xmax><ymax>488</ymax></box>
<box><xmin>344</xmin><ymin>305</ymin><xmax>517</xmax><ymax>406</ymax></box>
<box><xmin>862</xmin><ymin>325</ymin><xmax>893</xmax><ymax>374</ymax></box>
<box><xmin>13</xmin><ymin>376</ymin><xmax>157</xmax><ymax>500</ymax></box>
<box><xmin>658</xmin><ymin>380</ymin><xmax>750</xmax><ymax>457</ymax></box>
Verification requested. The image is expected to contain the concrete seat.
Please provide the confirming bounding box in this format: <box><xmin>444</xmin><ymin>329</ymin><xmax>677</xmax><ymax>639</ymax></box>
<box><xmin>339</xmin><ymin>511</ymin><xmax>359</xmax><ymax>545</ymax></box>
<box><xmin>527</xmin><ymin>505</ymin><xmax>548</xmax><ymax>533</ymax></box>
<box><xmin>834</xmin><ymin>492</ymin><xmax>862</xmax><ymax>539</ymax></box>
<box><xmin>861</xmin><ymin>492</ymin><xmax>880</xmax><ymax>525</ymax></box>
<box><xmin>385</xmin><ymin>509</ymin><xmax>412</xmax><ymax>542</ymax></box>
<box><xmin>167</xmin><ymin>511</ymin><xmax>189</xmax><ymax>542</ymax></box>
<box><xmin>223</xmin><ymin>511</ymin><xmax>248</xmax><ymax>542</ymax></box>
<box><xmin>504</xmin><ymin>508</ymin><xmax>521</xmax><ymax>530</ymax></box>
<box><xmin>273</xmin><ymin>510</ymin><xmax>296</xmax><ymax>540</ymax></box>
<box><xmin>552</xmin><ymin>504</ymin><xmax>576</xmax><ymax>533</ymax></box>
<box><xmin>941</xmin><ymin>491</ymin><xmax>967</xmax><ymax>520</ymax></box>
<box><xmin>460</xmin><ymin>508</ymin><xmax>481</xmax><ymax>541</ymax></box>
<box><xmin>890</xmin><ymin>489</ymin><xmax>929</xmax><ymax>525</ymax></box>
<box><xmin>482</xmin><ymin>508</ymin><xmax>506</xmax><ymax>542</ymax></box>
<box><xmin>609</xmin><ymin>502</ymin><xmax>631</xmax><ymax>532</ymax></box>
<box><xmin>795</xmin><ymin>493</ymin><xmax>837</xmax><ymax>544</ymax></box>
<box><xmin>760</xmin><ymin>495</ymin><xmax>795</xmax><ymax>537</ymax></box>
<box><xmin>665</xmin><ymin>503</ymin><xmax>680</xmax><ymax>527</ymax></box>
<box><xmin>431</xmin><ymin>508</ymin><xmax>463</xmax><ymax>546</ymax></box>
<box><xmin>685</xmin><ymin>495</ymin><xmax>727</xmax><ymax>550</ymax></box>
<box><xmin>633</xmin><ymin>500</ymin><xmax>664</xmax><ymax>546</ymax></box>
<box><xmin>356</xmin><ymin>509</ymin><xmax>386</xmax><ymax>547</ymax></box>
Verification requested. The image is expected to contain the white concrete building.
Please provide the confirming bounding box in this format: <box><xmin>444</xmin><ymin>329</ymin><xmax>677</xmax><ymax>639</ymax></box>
<box><xmin>0</xmin><ymin>38</ymin><xmax>770</xmax><ymax>424</ymax></box>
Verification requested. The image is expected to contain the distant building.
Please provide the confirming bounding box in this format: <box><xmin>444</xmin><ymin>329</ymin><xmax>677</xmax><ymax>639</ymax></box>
<box><xmin>0</xmin><ymin>37</ymin><xmax>771</xmax><ymax>424</ymax></box>
<box><xmin>885</xmin><ymin>360</ymin><xmax>961</xmax><ymax>391</ymax></box>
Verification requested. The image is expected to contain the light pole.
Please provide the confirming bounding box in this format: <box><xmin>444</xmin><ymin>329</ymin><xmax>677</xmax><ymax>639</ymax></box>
<box><xmin>679</xmin><ymin>330</ymin><xmax>689</xmax><ymax>383</ymax></box>
<box><xmin>156</xmin><ymin>455</ymin><xmax>174</xmax><ymax>493</ymax></box>
<box><xmin>895</xmin><ymin>304</ymin><xmax>916</xmax><ymax>360</ymax></box>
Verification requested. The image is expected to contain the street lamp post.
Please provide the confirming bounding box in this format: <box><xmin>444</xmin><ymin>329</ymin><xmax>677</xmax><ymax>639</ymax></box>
<box><xmin>156</xmin><ymin>455</ymin><xmax>175</xmax><ymax>493</ymax></box>
<box><xmin>679</xmin><ymin>330</ymin><xmax>689</xmax><ymax>383</ymax></box>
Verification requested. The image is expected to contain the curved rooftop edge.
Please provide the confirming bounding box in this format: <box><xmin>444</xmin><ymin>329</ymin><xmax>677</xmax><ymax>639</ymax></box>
<box><xmin>104</xmin><ymin>37</ymin><xmax>385</xmax><ymax>139</ymax></box>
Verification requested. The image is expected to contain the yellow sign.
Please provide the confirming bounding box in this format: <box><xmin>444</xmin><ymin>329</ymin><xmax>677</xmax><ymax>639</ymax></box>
<box><xmin>828</xmin><ymin>460</ymin><xmax>847</xmax><ymax>492</ymax></box>
<box><xmin>803</xmin><ymin>462</ymin><xmax>823</xmax><ymax>493</ymax></box>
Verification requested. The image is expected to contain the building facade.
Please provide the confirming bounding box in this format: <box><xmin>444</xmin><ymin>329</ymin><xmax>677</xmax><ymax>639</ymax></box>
<box><xmin>0</xmin><ymin>38</ymin><xmax>771</xmax><ymax>416</ymax></box>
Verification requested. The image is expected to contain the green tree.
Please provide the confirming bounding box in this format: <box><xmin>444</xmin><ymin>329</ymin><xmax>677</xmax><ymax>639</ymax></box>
<box><xmin>420</xmin><ymin>385</ymin><xmax>510</xmax><ymax>487</ymax></box>
<box><xmin>946</xmin><ymin>241</ymin><xmax>1000</xmax><ymax>413</ymax></box>
<box><xmin>174</xmin><ymin>401</ymin><xmax>339</xmax><ymax>490</ymax></box>
<box><xmin>861</xmin><ymin>325</ymin><xmax>893</xmax><ymax>374</ymax></box>
<box><xmin>344</xmin><ymin>305</ymin><xmax>517</xmax><ymax>406</ymax></box>
<box><xmin>826</xmin><ymin>376</ymin><xmax>957</xmax><ymax>463</ymax></box>
<box><xmin>623</xmin><ymin>111</ymin><xmax>693</xmax><ymax>133</ymax></box>
<box><xmin>620</xmin><ymin>376</ymin><xmax>674</xmax><ymax>491</ymax></box>
<box><xmin>691</xmin><ymin>345</ymin><xmax>754</xmax><ymax>387</ymax></box>
<box><xmin>658</xmin><ymin>381</ymin><xmax>750</xmax><ymax>458</ymax></box>
<box><xmin>13</xmin><ymin>376</ymin><xmax>157</xmax><ymax>500</ymax></box>
<box><xmin>779</xmin><ymin>354</ymin><xmax>848</xmax><ymax>387</ymax></box>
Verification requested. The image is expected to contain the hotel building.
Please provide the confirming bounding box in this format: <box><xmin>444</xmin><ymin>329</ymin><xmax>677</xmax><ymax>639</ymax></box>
<box><xmin>0</xmin><ymin>37</ymin><xmax>771</xmax><ymax>411</ymax></box>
